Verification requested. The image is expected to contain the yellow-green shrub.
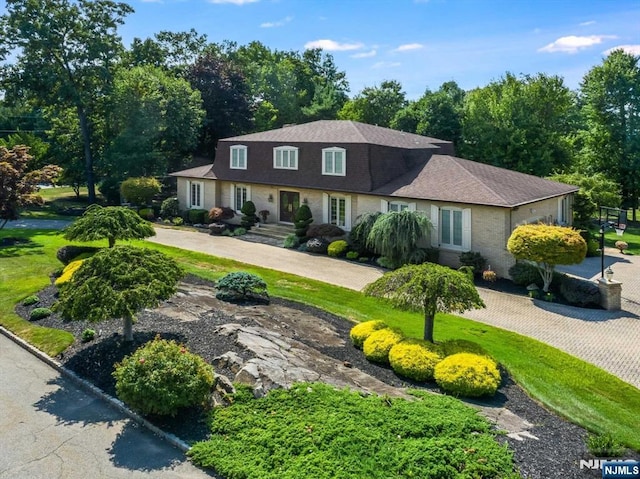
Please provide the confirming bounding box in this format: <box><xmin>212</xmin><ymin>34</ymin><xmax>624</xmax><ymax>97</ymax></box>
<box><xmin>434</xmin><ymin>353</ymin><xmax>501</xmax><ymax>397</ymax></box>
<box><xmin>54</xmin><ymin>259</ymin><xmax>85</xmax><ymax>287</ymax></box>
<box><xmin>349</xmin><ymin>320</ymin><xmax>387</xmax><ymax>348</ymax></box>
<box><xmin>389</xmin><ymin>339</ymin><xmax>442</xmax><ymax>382</ymax></box>
<box><xmin>363</xmin><ymin>328</ymin><xmax>404</xmax><ymax>364</ymax></box>
<box><xmin>328</xmin><ymin>240</ymin><xmax>348</xmax><ymax>257</ymax></box>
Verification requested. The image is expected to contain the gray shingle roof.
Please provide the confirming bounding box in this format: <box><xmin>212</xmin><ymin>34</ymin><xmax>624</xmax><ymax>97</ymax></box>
<box><xmin>372</xmin><ymin>155</ymin><xmax>578</xmax><ymax>207</ymax></box>
<box><xmin>169</xmin><ymin>163</ymin><xmax>216</xmax><ymax>179</ymax></box>
<box><xmin>222</xmin><ymin>120</ymin><xmax>451</xmax><ymax>150</ymax></box>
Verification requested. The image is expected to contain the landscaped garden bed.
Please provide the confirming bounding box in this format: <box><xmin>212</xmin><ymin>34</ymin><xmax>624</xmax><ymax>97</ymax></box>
<box><xmin>16</xmin><ymin>274</ymin><xmax>638</xmax><ymax>479</ymax></box>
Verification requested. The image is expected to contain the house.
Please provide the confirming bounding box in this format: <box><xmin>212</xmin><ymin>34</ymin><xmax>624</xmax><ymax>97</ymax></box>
<box><xmin>171</xmin><ymin>120</ymin><xmax>578</xmax><ymax>277</ymax></box>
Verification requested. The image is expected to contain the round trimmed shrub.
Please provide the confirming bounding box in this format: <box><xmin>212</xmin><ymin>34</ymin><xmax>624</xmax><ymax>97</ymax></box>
<box><xmin>389</xmin><ymin>339</ymin><xmax>442</xmax><ymax>382</ymax></box>
<box><xmin>138</xmin><ymin>207</ymin><xmax>155</xmax><ymax>220</ymax></box>
<box><xmin>56</xmin><ymin>245</ymin><xmax>101</xmax><ymax>265</ymax></box>
<box><xmin>346</xmin><ymin>251</ymin><xmax>359</xmax><ymax>260</ymax></box>
<box><xmin>30</xmin><ymin>307</ymin><xmax>52</xmax><ymax>321</ymax></box>
<box><xmin>434</xmin><ymin>353</ymin><xmax>501</xmax><ymax>397</ymax></box>
<box><xmin>160</xmin><ymin>197</ymin><xmax>180</xmax><ymax>219</ymax></box>
<box><xmin>349</xmin><ymin>320</ymin><xmax>387</xmax><ymax>349</ymax></box>
<box><xmin>363</xmin><ymin>328</ymin><xmax>404</xmax><ymax>364</ymax></box>
<box><xmin>437</xmin><ymin>339</ymin><xmax>489</xmax><ymax>358</ymax></box>
<box><xmin>113</xmin><ymin>337</ymin><xmax>215</xmax><ymax>416</ymax></box>
<box><xmin>120</xmin><ymin>176</ymin><xmax>161</xmax><ymax>206</ymax></box>
<box><xmin>22</xmin><ymin>295</ymin><xmax>40</xmax><ymax>306</ymax></box>
<box><xmin>328</xmin><ymin>240</ymin><xmax>348</xmax><ymax>257</ymax></box>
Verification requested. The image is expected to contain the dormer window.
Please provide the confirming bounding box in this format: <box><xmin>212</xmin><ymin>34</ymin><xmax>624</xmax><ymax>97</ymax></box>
<box><xmin>274</xmin><ymin>146</ymin><xmax>298</xmax><ymax>170</ymax></box>
<box><xmin>230</xmin><ymin>145</ymin><xmax>247</xmax><ymax>169</ymax></box>
<box><xmin>322</xmin><ymin>147</ymin><xmax>346</xmax><ymax>176</ymax></box>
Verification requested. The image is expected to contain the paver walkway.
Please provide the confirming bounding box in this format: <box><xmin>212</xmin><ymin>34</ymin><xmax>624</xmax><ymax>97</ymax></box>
<box><xmin>0</xmin><ymin>334</ymin><xmax>214</xmax><ymax>479</ymax></box>
<box><xmin>149</xmin><ymin>227</ymin><xmax>640</xmax><ymax>390</ymax></box>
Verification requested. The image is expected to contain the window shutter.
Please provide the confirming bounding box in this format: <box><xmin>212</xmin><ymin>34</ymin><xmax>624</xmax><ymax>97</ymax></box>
<box><xmin>557</xmin><ymin>198</ymin><xmax>563</xmax><ymax>224</ymax></box>
<box><xmin>408</xmin><ymin>202</ymin><xmax>417</xmax><ymax>211</ymax></box>
<box><xmin>322</xmin><ymin>193</ymin><xmax>329</xmax><ymax>223</ymax></box>
<box><xmin>462</xmin><ymin>208</ymin><xmax>472</xmax><ymax>251</ymax></box>
<box><xmin>380</xmin><ymin>199</ymin><xmax>389</xmax><ymax>212</ymax></box>
<box><xmin>246</xmin><ymin>185</ymin><xmax>252</xmax><ymax>201</ymax></box>
<box><xmin>186</xmin><ymin>181</ymin><xmax>191</xmax><ymax>208</ymax></box>
<box><xmin>345</xmin><ymin>196</ymin><xmax>352</xmax><ymax>230</ymax></box>
<box><xmin>229</xmin><ymin>184</ymin><xmax>235</xmax><ymax>210</ymax></box>
<box><xmin>430</xmin><ymin>205</ymin><xmax>439</xmax><ymax>247</ymax></box>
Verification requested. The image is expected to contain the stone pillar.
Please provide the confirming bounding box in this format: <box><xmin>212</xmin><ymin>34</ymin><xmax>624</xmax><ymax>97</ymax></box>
<box><xmin>598</xmin><ymin>278</ymin><xmax>622</xmax><ymax>311</ymax></box>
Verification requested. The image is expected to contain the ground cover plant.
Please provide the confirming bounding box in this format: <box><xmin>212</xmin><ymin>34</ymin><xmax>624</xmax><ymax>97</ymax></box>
<box><xmin>188</xmin><ymin>383</ymin><xmax>516</xmax><ymax>479</ymax></box>
<box><xmin>2</xmin><ymin>228</ymin><xmax>640</xmax><ymax>451</ymax></box>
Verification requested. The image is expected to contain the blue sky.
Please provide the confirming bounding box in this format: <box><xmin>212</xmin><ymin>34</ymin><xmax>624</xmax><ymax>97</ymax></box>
<box><xmin>4</xmin><ymin>0</ymin><xmax>640</xmax><ymax>99</ymax></box>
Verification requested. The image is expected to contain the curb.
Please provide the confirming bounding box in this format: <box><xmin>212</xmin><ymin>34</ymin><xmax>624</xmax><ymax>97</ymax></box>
<box><xmin>0</xmin><ymin>325</ymin><xmax>191</xmax><ymax>454</ymax></box>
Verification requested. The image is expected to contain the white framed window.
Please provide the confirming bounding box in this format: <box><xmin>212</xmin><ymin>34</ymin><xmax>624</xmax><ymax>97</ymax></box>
<box><xmin>322</xmin><ymin>147</ymin><xmax>346</xmax><ymax>176</ymax></box>
<box><xmin>230</xmin><ymin>145</ymin><xmax>247</xmax><ymax>170</ymax></box>
<box><xmin>274</xmin><ymin>146</ymin><xmax>298</xmax><ymax>170</ymax></box>
<box><xmin>230</xmin><ymin>184</ymin><xmax>250</xmax><ymax>213</ymax></box>
<box><xmin>381</xmin><ymin>199</ymin><xmax>417</xmax><ymax>212</ymax></box>
<box><xmin>322</xmin><ymin>193</ymin><xmax>351</xmax><ymax>229</ymax></box>
<box><xmin>187</xmin><ymin>181</ymin><xmax>203</xmax><ymax>209</ymax></box>
<box><xmin>430</xmin><ymin>205</ymin><xmax>471</xmax><ymax>250</ymax></box>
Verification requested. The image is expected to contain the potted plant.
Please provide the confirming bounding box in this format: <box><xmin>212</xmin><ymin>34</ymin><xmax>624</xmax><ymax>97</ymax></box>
<box><xmin>259</xmin><ymin>210</ymin><xmax>270</xmax><ymax>223</ymax></box>
<box><xmin>614</xmin><ymin>240</ymin><xmax>628</xmax><ymax>254</ymax></box>
<box><xmin>482</xmin><ymin>267</ymin><xmax>497</xmax><ymax>283</ymax></box>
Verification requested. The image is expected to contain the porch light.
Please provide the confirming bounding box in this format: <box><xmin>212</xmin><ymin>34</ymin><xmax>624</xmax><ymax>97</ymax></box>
<box><xmin>605</xmin><ymin>266</ymin><xmax>614</xmax><ymax>282</ymax></box>
<box><xmin>268</xmin><ymin>194</ymin><xmax>274</xmax><ymax>203</ymax></box>
<box><xmin>303</xmin><ymin>197</ymin><xmax>308</xmax><ymax>205</ymax></box>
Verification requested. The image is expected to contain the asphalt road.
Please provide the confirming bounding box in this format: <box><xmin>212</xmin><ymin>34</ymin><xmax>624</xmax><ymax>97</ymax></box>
<box><xmin>0</xmin><ymin>334</ymin><xmax>215</xmax><ymax>479</ymax></box>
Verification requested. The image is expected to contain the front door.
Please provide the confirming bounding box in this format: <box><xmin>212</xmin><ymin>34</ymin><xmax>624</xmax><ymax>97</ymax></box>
<box><xmin>279</xmin><ymin>191</ymin><xmax>300</xmax><ymax>223</ymax></box>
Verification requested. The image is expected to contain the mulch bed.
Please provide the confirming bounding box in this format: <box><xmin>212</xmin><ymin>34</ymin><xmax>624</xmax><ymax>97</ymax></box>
<box><xmin>16</xmin><ymin>274</ymin><xmax>638</xmax><ymax>479</ymax></box>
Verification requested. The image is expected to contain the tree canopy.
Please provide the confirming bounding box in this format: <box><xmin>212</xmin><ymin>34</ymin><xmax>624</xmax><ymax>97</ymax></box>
<box><xmin>364</xmin><ymin>263</ymin><xmax>485</xmax><ymax>342</ymax></box>
<box><xmin>0</xmin><ymin>145</ymin><xmax>60</xmax><ymax>229</ymax></box>
<box><xmin>56</xmin><ymin>245</ymin><xmax>183</xmax><ymax>341</ymax></box>
<box><xmin>338</xmin><ymin>80</ymin><xmax>407</xmax><ymax>128</ymax></box>
<box><xmin>0</xmin><ymin>0</ymin><xmax>133</xmax><ymax>203</ymax></box>
<box><xmin>507</xmin><ymin>224</ymin><xmax>587</xmax><ymax>292</ymax></box>
<box><xmin>577</xmin><ymin>50</ymin><xmax>640</xmax><ymax>220</ymax></box>
<box><xmin>63</xmin><ymin>204</ymin><xmax>156</xmax><ymax>248</ymax></box>
<box><xmin>460</xmin><ymin>73</ymin><xmax>576</xmax><ymax>177</ymax></box>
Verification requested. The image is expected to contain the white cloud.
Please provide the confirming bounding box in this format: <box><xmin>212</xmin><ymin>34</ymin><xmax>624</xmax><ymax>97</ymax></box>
<box><xmin>351</xmin><ymin>49</ymin><xmax>377</xmax><ymax>58</ymax></box>
<box><xmin>579</xmin><ymin>20</ymin><xmax>596</xmax><ymax>26</ymax></box>
<box><xmin>604</xmin><ymin>44</ymin><xmax>640</xmax><ymax>55</ymax></box>
<box><xmin>260</xmin><ymin>16</ymin><xmax>293</xmax><ymax>28</ymax></box>
<box><xmin>393</xmin><ymin>43</ymin><xmax>424</xmax><ymax>52</ymax></box>
<box><xmin>372</xmin><ymin>61</ymin><xmax>401</xmax><ymax>69</ymax></box>
<box><xmin>538</xmin><ymin>35</ymin><xmax>617</xmax><ymax>53</ymax></box>
<box><xmin>304</xmin><ymin>39</ymin><xmax>364</xmax><ymax>51</ymax></box>
<box><xmin>209</xmin><ymin>0</ymin><xmax>258</xmax><ymax>5</ymax></box>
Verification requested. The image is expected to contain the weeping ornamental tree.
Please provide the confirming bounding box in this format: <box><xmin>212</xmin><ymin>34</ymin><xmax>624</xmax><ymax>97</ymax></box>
<box><xmin>367</xmin><ymin>210</ymin><xmax>432</xmax><ymax>268</ymax></box>
<box><xmin>364</xmin><ymin>263</ymin><xmax>485</xmax><ymax>343</ymax></box>
<box><xmin>507</xmin><ymin>224</ymin><xmax>587</xmax><ymax>293</ymax></box>
<box><xmin>63</xmin><ymin>204</ymin><xmax>155</xmax><ymax>248</ymax></box>
<box><xmin>56</xmin><ymin>246</ymin><xmax>184</xmax><ymax>341</ymax></box>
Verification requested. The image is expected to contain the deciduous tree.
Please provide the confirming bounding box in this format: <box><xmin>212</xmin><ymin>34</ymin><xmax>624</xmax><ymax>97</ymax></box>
<box><xmin>0</xmin><ymin>145</ymin><xmax>60</xmax><ymax>229</ymax></box>
<box><xmin>461</xmin><ymin>73</ymin><xmax>576</xmax><ymax>176</ymax></box>
<box><xmin>507</xmin><ymin>224</ymin><xmax>587</xmax><ymax>292</ymax></box>
<box><xmin>0</xmin><ymin>0</ymin><xmax>133</xmax><ymax>203</ymax></box>
<box><xmin>577</xmin><ymin>50</ymin><xmax>640</xmax><ymax>220</ymax></box>
<box><xmin>338</xmin><ymin>80</ymin><xmax>407</xmax><ymax>127</ymax></box>
<box><xmin>364</xmin><ymin>263</ymin><xmax>485</xmax><ymax>342</ymax></box>
<box><xmin>104</xmin><ymin>65</ymin><xmax>204</xmax><ymax>177</ymax></box>
<box><xmin>56</xmin><ymin>245</ymin><xmax>183</xmax><ymax>341</ymax></box>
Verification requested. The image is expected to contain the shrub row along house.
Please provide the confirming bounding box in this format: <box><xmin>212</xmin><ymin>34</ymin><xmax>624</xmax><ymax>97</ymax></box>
<box><xmin>171</xmin><ymin>120</ymin><xmax>577</xmax><ymax>277</ymax></box>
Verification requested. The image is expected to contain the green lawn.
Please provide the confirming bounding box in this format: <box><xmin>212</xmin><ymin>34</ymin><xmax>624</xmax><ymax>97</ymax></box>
<box><xmin>2</xmin><ymin>228</ymin><xmax>639</xmax><ymax>451</ymax></box>
<box><xmin>605</xmin><ymin>224</ymin><xmax>639</xmax><ymax>255</ymax></box>
<box><xmin>20</xmin><ymin>186</ymin><xmax>92</xmax><ymax>220</ymax></box>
